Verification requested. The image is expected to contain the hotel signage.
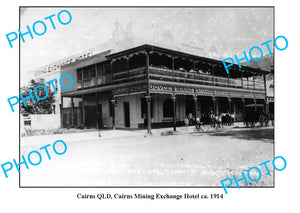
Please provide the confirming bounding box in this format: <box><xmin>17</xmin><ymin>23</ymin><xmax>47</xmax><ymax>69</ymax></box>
<box><xmin>215</xmin><ymin>90</ymin><xmax>230</xmax><ymax>97</ymax></box>
<box><xmin>254</xmin><ymin>93</ymin><xmax>266</xmax><ymax>99</ymax></box>
<box><xmin>149</xmin><ymin>84</ymin><xmax>194</xmax><ymax>94</ymax></box>
<box><xmin>149</xmin><ymin>84</ymin><xmax>173</xmax><ymax>93</ymax></box>
<box><xmin>116</xmin><ymin>83</ymin><xmax>266</xmax><ymax>99</ymax></box>
<box><xmin>34</xmin><ymin>51</ymin><xmax>94</xmax><ymax>76</ymax></box>
<box><xmin>229</xmin><ymin>91</ymin><xmax>243</xmax><ymax>98</ymax></box>
<box><xmin>194</xmin><ymin>88</ymin><xmax>214</xmax><ymax>96</ymax></box>
<box><xmin>174</xmin><ymin>87</ymin><xmax>194</xmax><ymax>94</ymax></box>
<box><xmin>34</xmin><ymin>50</ymin><xmax>111</xmax><ymax>76</ymax></box>
<box><xmin>243</xmin><ymin>93</ymin><xmax>255</xmax><ymax>99</ymax></box>
<box><xmin>150</xmin><ymin>84</ymin><xmax>215</xmax><ymax>96</ymax></box>
<box><xmin>114</xmin><ymin>84</ymin><xmax>147</xmax><ymax>96</ymax></box>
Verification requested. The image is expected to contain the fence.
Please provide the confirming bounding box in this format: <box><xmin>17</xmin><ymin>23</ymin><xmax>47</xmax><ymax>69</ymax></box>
<box><xmin>24</xmin><ymin>114</ymin><xmax>61</xmax><ymax>130</ymax></box>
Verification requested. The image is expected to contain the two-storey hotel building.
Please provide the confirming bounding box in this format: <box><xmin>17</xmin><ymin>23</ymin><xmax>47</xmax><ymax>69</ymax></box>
<box><xmin>60</xmin><ymin>44</ymin><xmax>270</xmax><ymax>132</ymax></box>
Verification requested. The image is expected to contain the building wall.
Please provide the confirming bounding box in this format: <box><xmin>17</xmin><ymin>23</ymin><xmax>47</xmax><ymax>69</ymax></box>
<box><xmin>113</xmin><ymin>94</ymin><xmax>187</xmax><ymax>128</ymax></box>
<box><xmin>60</xmin><ymin>92</ymin><xmax>144</xmax><ymax>129</ymax></box>
<box><xmin>114</xmin><ymin>94</ymin><xmax>144</xmax><ymax>128</ymax></box>
<box><xmin>76</xmin><ymin>92</ymin><xmax>189</xmax><ymax>129</ymax></box>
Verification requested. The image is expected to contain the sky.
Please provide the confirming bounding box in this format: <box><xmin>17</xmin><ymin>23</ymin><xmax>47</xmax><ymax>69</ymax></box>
<box><xmin>20</xmin><ymin>7</ymin><xmax>274</xmax><ymax>78</ymax></box>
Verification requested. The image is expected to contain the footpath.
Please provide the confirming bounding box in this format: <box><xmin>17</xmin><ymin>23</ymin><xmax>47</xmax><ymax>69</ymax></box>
<box><xmin>21</xmin><ymin>122</ymin><xmax>272</xmax><ymax>146</ymax></box>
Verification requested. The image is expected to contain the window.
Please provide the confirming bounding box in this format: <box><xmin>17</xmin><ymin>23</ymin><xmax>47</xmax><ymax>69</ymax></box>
<box><xmin>77</xmin><ymin>69</ymin><xmax>82</xmax><ymax>80</ymax></box>
<box><xmin>104</xmin><ymin>64</ymin><xmax>112</xmax><ymax>83</ymax></box>
<box><xmin>97</xmin><ymin>64</ymin><xmax>103</xmax><ymax>76</ymax></box>
<box><xmin>104</xmin><ymin>63</ymin><xmax>111</xmax><ymax>74</ymax></box>
<box><xmin>163</xmin><ymin>98</ymin><xmax>173</xmax><ymax>117</ymax></box>
<box><xmin>96</xmin><ymin>63</ymin><xmax>112</xmax><ymax>85</ymax></box>
<box><xmin>78</xmin><ymin>63</ymin><xmax>112</xmax><ymax>88</ymax></box>
<box><xmin>98</xmin><ymin>65</ymin><xmax>105</xmax><ymax>85</ymax></box>
<box><xmin>90</xmin><ymin>69</ymin><xmax>96</xmax><ymax>78</ymax></box>
<box><xmin>83</xmin><ymin>70</ymin><xmax>90</xmax><ymax>79</ymax></box>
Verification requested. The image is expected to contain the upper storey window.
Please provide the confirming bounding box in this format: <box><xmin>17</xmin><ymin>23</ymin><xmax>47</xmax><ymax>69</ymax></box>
<box><xmin>76</xmin><ymin>62</ymin><xmax>112</xmax><ymax>89</ymax></box>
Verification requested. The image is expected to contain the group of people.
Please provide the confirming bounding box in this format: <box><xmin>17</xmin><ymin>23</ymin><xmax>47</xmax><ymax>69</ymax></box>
<box><xmin>245</xmin><ymin>111</ymin><xmax>274</xmax><ymax>128</ymax></box>
<box><xmin>210</xmin><ymin>112</ymin><xmax>235</xmax><ymax>128</ymax></box>
<box><xmin>184</xmin><ymin>110</ymin><xmax>274</xmax><ymax>131</ymax></box>
<box><xmin>184</xmin><ymin>111</ymin><xmax>235</xmax><ymax>131</ymax></box>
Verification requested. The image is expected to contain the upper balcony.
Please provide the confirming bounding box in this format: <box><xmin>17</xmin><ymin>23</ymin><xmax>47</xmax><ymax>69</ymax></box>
<box><xmin>109</xmin><ymin>65</ymin><xmax>265</xmax><ymax>91</ymax></box>
<box><xmin>74</xmin><ymin>44</ymin><xmax>269</xmax><ymax>92</ymax></box>
<box><xmin>148</xmin><ymin>66</ymin><xmax>265</xmax><ymax>91</ymax></box>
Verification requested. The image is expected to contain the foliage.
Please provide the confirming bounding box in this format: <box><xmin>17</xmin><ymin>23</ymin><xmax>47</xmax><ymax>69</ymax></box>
<box><xmin>20</xmin><ymin>78</ymin><xmax>56</xmax><ymax>114</ymax></box>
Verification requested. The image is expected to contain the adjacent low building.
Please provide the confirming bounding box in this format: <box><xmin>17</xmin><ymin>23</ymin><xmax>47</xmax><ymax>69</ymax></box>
<box><xmin>60</xmin><ymin>44</ymin><xmax>270</xmax><ymax>132</ymax></box>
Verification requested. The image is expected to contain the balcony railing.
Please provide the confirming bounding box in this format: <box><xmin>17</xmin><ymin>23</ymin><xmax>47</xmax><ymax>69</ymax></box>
<box><xmin>77</xmin><ymin>77</ymin><xmax>108</xmax><ymax>89</ymax></box>
<box><xmin>149</xmin><ymin>66</ymin><xmax>265</xmax><ymax>91</ymax></box>
<box><xmin>112</xmin><ymin>67</ymin><xmax>146</xmax><ymax>83</ymax></box>
<box><xmin>77</xmin><ymin>66</ymin><xmax>265</xmax><ymax>91</ymax></box>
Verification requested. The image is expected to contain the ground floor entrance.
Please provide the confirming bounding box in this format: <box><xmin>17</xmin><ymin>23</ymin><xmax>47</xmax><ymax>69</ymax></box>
<box><xmin>61</xmin><ymin>91</ymin><xmax>268</xmax><ymax>130</ymax></box>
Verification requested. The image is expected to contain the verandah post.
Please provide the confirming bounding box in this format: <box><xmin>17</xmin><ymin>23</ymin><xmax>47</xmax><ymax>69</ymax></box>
<box><xmin>145</xmin><ymin>51</ymin><xmax>152</xmax><ymax>134</ymax></box>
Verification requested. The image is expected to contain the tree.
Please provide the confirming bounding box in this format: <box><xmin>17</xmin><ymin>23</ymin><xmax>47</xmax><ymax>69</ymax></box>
<box><xmin>20</xmin><ymin>78</ymin><xmax>56</xmax><ymax>114</ymax></box>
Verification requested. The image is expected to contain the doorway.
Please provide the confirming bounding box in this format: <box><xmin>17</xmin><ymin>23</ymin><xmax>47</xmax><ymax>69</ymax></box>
<box><xmin>123</xmin><ymin>102</ymin><xmax>130</xmax><ymax>127</ymax></box>
<box><xmin>185</xmin><ymin>97</ymin><xmax>194</xmax><ymax>117</ymax></box>
<box><xmin>84</xmin><ymin>105</ymin><xmax>97</xmax><ymax>128</ymax></box>
<box><xmin>97</xmin><ymin>104</ymin><xmax>103</xmax><ymax>129</ymax></box>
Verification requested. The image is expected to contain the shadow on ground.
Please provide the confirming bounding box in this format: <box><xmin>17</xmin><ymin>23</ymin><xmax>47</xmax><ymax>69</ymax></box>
<box><xmin>205</xmin><ymin>128</ymin><xmax>274</xmax><ymax>142</ymax></box>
